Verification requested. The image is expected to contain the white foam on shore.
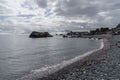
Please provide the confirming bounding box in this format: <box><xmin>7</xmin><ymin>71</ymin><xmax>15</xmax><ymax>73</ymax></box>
<box><xmin>17</xmin><ymin>39</ymin><xmax>104</xmax><ymax>80</ymax></box>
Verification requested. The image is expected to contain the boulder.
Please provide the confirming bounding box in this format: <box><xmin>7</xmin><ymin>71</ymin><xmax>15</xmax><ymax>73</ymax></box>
<box><xmin>29</xmin><ymin>31</ymin><xmax>53</xmax><ymax>38</ymax></box>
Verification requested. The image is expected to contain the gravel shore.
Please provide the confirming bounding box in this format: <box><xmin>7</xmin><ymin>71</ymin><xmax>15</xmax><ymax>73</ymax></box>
<box><xmin>38</xmin><ymin>35</ymin><xmax>120</xmax><ymax>80</ymax></box>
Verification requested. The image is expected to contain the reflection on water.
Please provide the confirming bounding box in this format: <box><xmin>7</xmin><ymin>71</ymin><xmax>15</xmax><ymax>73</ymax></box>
<box><xmin>0</xmin><ymin>35</ymin><xmax>101</xmax><ymax>80</ymax></box>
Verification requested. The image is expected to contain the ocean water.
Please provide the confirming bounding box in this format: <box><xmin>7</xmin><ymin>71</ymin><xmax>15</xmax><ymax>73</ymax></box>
<box><xmin>0</xmin><ymin>35</ymin><xmax>102</xmax><ymax>80</ymax></box>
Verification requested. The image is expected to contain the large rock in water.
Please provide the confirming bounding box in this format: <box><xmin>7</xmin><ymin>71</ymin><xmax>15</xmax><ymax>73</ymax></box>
<box><xmin>29</xmin><ymin>31</ymin><xmax>53</xmax><ymax>38</ymax></box>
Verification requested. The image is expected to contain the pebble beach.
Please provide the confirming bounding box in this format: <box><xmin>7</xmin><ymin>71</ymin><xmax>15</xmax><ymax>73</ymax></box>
<box><xmin>38</xmin><ymin>35</ymin><xmax>120</xmax><ymax>80</ymax></box>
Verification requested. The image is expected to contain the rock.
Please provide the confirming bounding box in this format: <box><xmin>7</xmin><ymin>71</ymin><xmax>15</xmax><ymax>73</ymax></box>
<box><xmin>63</xmin><ymin>35</ymin><xmax>68</xmax><ymax>38</ymax></box>
<box><xmin>29</xmin><ymin>31</ymin><xmax>53</xmax><ymax>38</ymax></box>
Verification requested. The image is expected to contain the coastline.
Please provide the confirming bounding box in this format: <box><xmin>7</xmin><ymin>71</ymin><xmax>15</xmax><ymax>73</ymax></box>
<box><xmin>18</xmin><ymin>38</ymin><xmax>104</xmax><ymax>80</ymax></box>
<box><xmin>37</xmin><ymin>36</ymin><xmax>111</xmax><ymax>80</ymax></box>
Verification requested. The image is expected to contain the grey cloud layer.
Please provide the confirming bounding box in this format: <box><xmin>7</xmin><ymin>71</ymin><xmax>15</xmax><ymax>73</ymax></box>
<box><xmin>0</xmin><ymin>0</ymin><xmax>120</xmax><ymax>33</ymax></box>
<box><xmin>54</xmin><ymin>0</ymin><xmax>100</xmax><ymax>17</ymax></box>
<box><xmin>36</xmin><ymin>0</ymin><xmax>120</xmax><ymax>27</ymax></box>
<box><xmin>54</xmin><ymin>0</ymin><xmax>120</xmax><ymax>28</ymax></box>
<box><xmin>36</xmin><ymin>0</ymin><xmax>47</xmax><ymax>8</ymax></box>
<box><xmin>54</xmin><ymin>0</ymin><xmax>120</xmax><ymax>17</ymax></box>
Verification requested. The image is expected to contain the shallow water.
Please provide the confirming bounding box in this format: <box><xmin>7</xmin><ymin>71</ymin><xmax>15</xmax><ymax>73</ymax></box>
<box><xmin>0</xmin><ymin>35</ymin><xmax>101</xmax><ymax>80</ymax></box>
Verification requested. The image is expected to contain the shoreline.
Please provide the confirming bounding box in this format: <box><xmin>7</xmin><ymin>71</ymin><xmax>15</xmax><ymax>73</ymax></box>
<box><xmin>18</xmin><ymin>38</ymin><xmax>106</xmax><ymax>80</ymax></box>
<box><xmin>36</xmin><ymin>37</ymin><xmax>110</xmax><ymax>80</ymax></box>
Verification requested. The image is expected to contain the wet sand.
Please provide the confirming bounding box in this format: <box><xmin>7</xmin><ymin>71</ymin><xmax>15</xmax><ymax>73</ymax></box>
<box><xmin>37</xmin><ymin>35</ymin><xmax>120</xmax><ymax>80</ymax></box>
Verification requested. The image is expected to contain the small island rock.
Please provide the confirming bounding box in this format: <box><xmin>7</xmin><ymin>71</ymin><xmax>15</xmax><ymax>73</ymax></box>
<box><xmin>29</xmin><ymin>31</ymin><xmax>53</xmax><ymax>38</ymax></box>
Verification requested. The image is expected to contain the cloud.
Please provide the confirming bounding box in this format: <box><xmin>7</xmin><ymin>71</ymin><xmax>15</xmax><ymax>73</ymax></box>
<box><xmin>54</xmin><ymin>0</ymin><xmax>100</xmax><ymax>17</ymax></box>
<box><xmin>36</xmin><ymin>0</ymin><xmax>47</xmax><ymax>8</ymax></box>
<box><xmin>0</xmin><ymin>0</ymin><xmax>120</xmax><ymax>34</ymax></box>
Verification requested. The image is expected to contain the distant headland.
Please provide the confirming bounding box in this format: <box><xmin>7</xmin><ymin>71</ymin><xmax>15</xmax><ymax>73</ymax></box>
<box><xmin>62</xmin><ymin>24</ymin><xmax>120</xmax><ymax>38</ymax></box>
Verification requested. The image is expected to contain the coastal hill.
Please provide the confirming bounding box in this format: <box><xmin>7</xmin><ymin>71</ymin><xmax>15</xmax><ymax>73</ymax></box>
<box><xmin>62</xmin><ymin>24</ymin><xmax>120</xmax><ymax>38</ymax></box>
<box><xmin>29</xmin><ymin>31</ymin><xmax>53</xmax><ymax>38</ymax></box>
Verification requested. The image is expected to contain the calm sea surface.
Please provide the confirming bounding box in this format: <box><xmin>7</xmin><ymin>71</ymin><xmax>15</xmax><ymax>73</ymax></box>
<box><xmin>0</xmin><ymin>35</ymin><xmax>102</xmax><ymax>80</ymax></box>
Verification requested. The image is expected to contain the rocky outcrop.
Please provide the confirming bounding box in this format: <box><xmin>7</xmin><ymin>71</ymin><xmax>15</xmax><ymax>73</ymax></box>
<box><xmin>29</xmin><ymin>31</ymin><xmax>53</xmax><ymax>38</ymax></box>
<box><xmin>112</xmin><ymin>24</ymin><xmax>120</xmax><ymax>35</ymax></box>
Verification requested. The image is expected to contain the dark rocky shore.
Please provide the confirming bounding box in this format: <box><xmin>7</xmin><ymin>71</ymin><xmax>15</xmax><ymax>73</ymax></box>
<box><xmin>37</xmin><ymin>35</ymin><xmax>120</xmax><ymax>80</ymax></box>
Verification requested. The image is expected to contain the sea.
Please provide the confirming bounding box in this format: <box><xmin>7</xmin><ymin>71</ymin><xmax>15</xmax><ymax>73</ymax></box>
<box><xmin>0</xmin><ymin>35</ymin><xmax>103</xmax><ymax>80</ymax></box>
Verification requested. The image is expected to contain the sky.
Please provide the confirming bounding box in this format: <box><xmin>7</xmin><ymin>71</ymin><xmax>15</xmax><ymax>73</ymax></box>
<box><xmin>0</xmin><ymin>0</ymin><xmax>120</xmax><ymax>34</ymax></box>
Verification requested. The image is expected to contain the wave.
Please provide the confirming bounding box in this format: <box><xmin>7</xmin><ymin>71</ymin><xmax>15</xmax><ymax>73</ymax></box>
<box><xmin>17</xmin><ymin>39</ymin><xmax>104</xmax><ymax>80</ymax></box>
